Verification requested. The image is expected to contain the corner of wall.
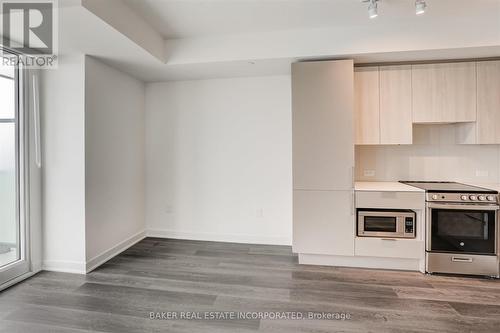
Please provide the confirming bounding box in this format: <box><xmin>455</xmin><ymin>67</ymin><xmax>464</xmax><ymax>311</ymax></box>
<box><xmin>85</xmin><ymin>229</ymin><xmax>146</xmax><ymax>273</ymax></box>
<box><xmin>83</xmin><ymin>56</ymin><xmax>147</xmax><ymax>272</ymax></box>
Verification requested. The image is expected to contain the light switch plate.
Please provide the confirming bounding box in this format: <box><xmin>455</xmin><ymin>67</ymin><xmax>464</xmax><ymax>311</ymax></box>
<box><xmin>363</xmin><ymin>169</ymin><xmax>376</xmax><ymax>177</ymax></box>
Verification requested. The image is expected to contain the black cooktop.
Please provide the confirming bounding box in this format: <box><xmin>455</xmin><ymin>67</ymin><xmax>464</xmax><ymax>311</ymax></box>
<box><xmin>399</xmin><ymin>181</ymin><xmax>498</xmax><ymax>194</ymax></box>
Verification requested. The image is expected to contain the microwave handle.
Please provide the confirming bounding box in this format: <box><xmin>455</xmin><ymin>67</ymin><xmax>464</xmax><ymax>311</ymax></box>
<box><xmin>427</xmin><ymin>203</ymin><xmax>499</xmax><ymax>211</ymax></box>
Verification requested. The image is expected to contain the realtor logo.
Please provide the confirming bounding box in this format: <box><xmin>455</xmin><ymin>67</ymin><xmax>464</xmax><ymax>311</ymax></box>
<box><xmin>2</xmin><ymin>1</ymin><xmax>53</xmax><ymax>54</ymax></box>
<box><xmin>1</xmin><ymin>0</ymin><xmax>58</xmax><ymax>68</ymax></box>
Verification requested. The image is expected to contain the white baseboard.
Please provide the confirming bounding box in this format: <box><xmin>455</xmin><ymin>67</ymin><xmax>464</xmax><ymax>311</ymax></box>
<box><xmin>85</xmin><ymin>230</ymin><xmax>146</xmax><ymax>273</ymax></box>
<box><xmin>146</xmin><ymin>228</ymin><xmax>292</xmax><ymax>246</ymax></box>
<box><xmin>42</xmin><ymin>260</ymin><xmax>87</xmax><ymax>274</ymax></box>
<box><xmin>299</xmin><ymin>253</ymin><xmax>421</xmax><ymax>272</ymax></box>
<box><xmin>42</xmin><ymin>230</ymin><xmax>146</xmax><ymax>275</ymax></box>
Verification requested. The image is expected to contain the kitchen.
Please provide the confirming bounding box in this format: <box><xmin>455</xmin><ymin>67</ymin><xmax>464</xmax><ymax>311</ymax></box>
<box><xmin>293</xmin><ymin>59</ymin><xmax>500</xmax><ymax>278</ymax></box>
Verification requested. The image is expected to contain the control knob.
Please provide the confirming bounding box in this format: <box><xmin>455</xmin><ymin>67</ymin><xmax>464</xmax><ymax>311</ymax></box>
<box><xmin>460</xmin><ymin>195</ymin><xmax>468</xmax><ymax>201</ymax></box>
<box><xmin>487</xmin><ymin>195</ymin><xmax>496</xmax><ymax>201</ymax></box>
<box><xmin>478</xmin><ymin>195</ymin><xmax>486</xmax><ymax>201</ymax></box>
<box><xmin>431</xmin><ymin>194</ymin><xmax>439</xmax><ymax>200</ymax></box>
<box><xmin>469</xmin><ymin>195</ymin><xmax>477</xmax><ymax>201</ymax></box>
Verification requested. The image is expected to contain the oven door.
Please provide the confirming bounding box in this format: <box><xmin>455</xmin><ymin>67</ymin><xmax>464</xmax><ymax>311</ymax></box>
<box><xmin>427</xmin><ymin>203</ymin><xmax>498</xmax><ymax>255</ymax></box>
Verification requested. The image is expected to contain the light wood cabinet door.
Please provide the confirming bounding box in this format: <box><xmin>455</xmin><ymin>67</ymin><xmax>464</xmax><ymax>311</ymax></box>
<box><xmin>292</xmin><ymin>60</ymin><xmax>354</xmax><ymax>191</ymax></box>
<box><xmin>354</xmin><ymin>67</ymin><xmax>380</xmax><ymax>145</ymax></box>
<box><xmin>476</xmin><ymin>61</ymin><xmax>500</xmax><ymax>144</ymax></box>
<box><xmin>293</xmin><ymin>190</ymin><xmax>354</xmax><ymax>256</ymax></box>
<box><xmin>379</xmin><ymin>65</ymin><xmax>413</xmax><ymax>144</ymax></box>
<box><xmin>412</xmin><ymin>62</ymin><xmax>477</xmax><ymax>123</ymax></box>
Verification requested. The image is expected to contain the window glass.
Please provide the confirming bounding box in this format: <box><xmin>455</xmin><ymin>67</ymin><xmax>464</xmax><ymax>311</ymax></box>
<box><xmin>0</xmin><ymin>62</ymin><xmax>14</xmax><ymax>79</ymax></box>
<box><xmin>0</xmin><ymin>75</ymin><xmax>15</xmax><ymax>119</ymax></box>
<box><xmin>0</xmin><ymin>122</ymin><xmax>18</xmax><ymax>267</ymax></box>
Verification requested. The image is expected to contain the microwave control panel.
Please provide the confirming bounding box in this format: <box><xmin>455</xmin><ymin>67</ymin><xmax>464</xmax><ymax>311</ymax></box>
<box><xmin>405</xmin><ymin>217</ymin><xmax>414</xmax><ymax>234</ymax></box>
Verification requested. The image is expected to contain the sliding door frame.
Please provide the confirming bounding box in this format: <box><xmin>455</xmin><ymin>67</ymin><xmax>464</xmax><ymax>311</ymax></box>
<box><xmin>0</xmin><ymin>47</ymin><xmax>41</xmax><ymax>290</ymax></box>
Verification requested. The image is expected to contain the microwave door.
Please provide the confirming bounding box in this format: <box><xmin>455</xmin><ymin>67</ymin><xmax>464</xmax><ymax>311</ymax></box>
<box><xmin>358</xmin><ymin>211</ymin><xmax>402</xmax><ymax>237</ymax></box>
<box><xmin>364</xmin><ymin>216</ymin><xmax>397</xmax><ymax>233</ymax></box>
<box><xmin>358</xmin><ymin>210</ymin><xmax>415</xmax><ymax>238</ymax></box>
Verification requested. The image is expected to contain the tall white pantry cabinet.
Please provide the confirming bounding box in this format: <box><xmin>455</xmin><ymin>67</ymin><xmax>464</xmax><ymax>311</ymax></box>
<box><xmin>292</xmin><ymin>60</ymin><xmax>355</xmax><ymax>257</ymax></box>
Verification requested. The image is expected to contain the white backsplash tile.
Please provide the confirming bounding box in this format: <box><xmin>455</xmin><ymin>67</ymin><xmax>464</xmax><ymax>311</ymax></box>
<box><xmin>355</xmin><ymin>145</ymin><xmax>386</xmax><ymax>180</ymax></box>
<box><xmin>356</xmin><ymin>126</ymin><xmax>500</xmax><ymax>183</ymax></box>
<box><xmin>382</xmin><ymin>145</ymin><xmax>411</xmax><ymax>181</ymax></box>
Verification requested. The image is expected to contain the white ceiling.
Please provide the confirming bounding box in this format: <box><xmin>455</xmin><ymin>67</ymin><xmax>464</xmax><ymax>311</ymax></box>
<box><xmin>59</xmin><ymin>0</ymin><xmax>500</xmax><ymax>81</ymax></box>
<box><xmin>122</xmin><ymin>0</ymin><xmax>500</xmax><ymax>39</ymax></box>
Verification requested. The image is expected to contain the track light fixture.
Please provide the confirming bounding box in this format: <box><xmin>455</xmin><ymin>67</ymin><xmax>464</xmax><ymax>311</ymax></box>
<box><xmin>415</xmin><ymin>0</ymin><xmax>427</xmax><ymax>15</ymax></box>
<box><xmin>363</xmin><ymin>0</ymin><xmax>428</xmax><ymax>19</ymax></box>
<box><xmin>366</xmin><ymin>0</ymin><xmax>379</xmax><ymax>19</ymax></box>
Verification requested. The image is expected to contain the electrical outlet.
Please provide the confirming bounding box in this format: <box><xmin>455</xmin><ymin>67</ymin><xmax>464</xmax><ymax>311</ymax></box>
<box><xmin>363</xmin><ymin>169</ymin><xmax>376</xmax><ymax>177</ymax></box>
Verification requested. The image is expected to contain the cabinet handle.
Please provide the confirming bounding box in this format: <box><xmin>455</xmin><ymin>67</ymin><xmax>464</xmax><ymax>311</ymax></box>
<box><xmin>351</xmin><ymin>166</ymin><xmax>355</xmax><ymax>187</ymax></box>
<box><xmin>351</xmin><ymin>190</ymin><xmax>355</xmax><ymax>216</ymax></box>
<box><xmin>350</xmin><ymin>166</ymin><xmax>355</xmax><ymax>216</ymax></box>
<box><xmin>381</xmin><ymin>238</ymin><xmax>397</xmax><ymax>241</ymax></box>
<box><xmin>452</xmin><ymin>257</ymin><xmax>473</xmax><ymax>263</ymax></box>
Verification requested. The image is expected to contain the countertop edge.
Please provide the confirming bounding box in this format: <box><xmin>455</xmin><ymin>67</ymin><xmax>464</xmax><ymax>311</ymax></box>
<box><xmin>355</xmin><ymin>181</ymin><xmax>426</xmax><ymax>193</ymax></box>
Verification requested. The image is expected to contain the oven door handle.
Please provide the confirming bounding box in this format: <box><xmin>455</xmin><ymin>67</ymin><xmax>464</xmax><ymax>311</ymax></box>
<box><xmin>427</xmin><ymin>203</ymin><xmax>500</xmax><ymax>211</ymax></box>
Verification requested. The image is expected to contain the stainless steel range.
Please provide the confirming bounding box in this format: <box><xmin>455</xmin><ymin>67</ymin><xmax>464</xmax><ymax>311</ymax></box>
<box><xmin>401</xmin><ymin>181</ymin><xmax>500</xmax><ymax>278</ymax></box>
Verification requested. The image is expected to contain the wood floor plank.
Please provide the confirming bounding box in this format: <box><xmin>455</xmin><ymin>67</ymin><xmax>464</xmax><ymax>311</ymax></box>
<box><xmin>85</xmin><ymin>271</ymin><xmax>291</xmax><ymax>301</ymax></box>
<box><xmin>394</xmin><ymin>285</ymin><xmax>500</xmax><ymax>305</ymax></box>
<box><xmin>288</xmin><ymin>290</ymin><xmax>457</xmax><ymax>316</ymax></box>
<box><xmin>291</xmin><ymin>269</ymin><xmax>433</xmax><ymax>288</ymax></box>
<box><xmin>449</xmin><ymin>302</ymin><xmax>500</xmax><ymax>319</ymax></box>
<box><xmin>0</xmin><ymin>302</ymin><xmax>21</xmax><ymax>320</ymax></box>
<box><xmin>0</xmin><ymin>320</ymin><xmax>99</xmax><ymax>333</ymax></box>
<box><xmin>75</xmin><ymin>282</ymin><xmax>217</xmax><ymax>306</ymax></box>
<box><xmin>4</xmin><ymin>304</ymin><xmax>174</xmax><ymax>333</ymax></box>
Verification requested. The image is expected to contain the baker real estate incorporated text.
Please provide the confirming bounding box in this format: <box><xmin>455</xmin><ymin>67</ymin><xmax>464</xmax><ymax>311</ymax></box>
<box><xmin>149</xmin><ymin>311</ymin><xmax>352</xmax><ymax>321</ymax></box>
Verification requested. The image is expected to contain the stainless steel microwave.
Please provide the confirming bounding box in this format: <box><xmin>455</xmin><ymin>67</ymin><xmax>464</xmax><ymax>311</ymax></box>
<box><xmin>357</xmin><ymin>209</ymin><xmax>416</xmax><ymax>238</ymax></box>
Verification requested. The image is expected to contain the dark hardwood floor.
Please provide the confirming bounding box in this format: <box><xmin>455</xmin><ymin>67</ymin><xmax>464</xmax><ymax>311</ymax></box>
<box><xmin>1</xmin><ymin>237</ymin><xmax>500</xmax><ymax>332</ymax></box>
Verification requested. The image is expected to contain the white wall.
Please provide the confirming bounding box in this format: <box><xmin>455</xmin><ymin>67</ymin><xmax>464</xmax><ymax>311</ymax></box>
<box><xmin>356</xmin><ymin>124</ymin><xmax>500</xmax><ymax>184</ymax></box>
<box><xmin>41</xmin><ymin>54</ymin><xmax>87</xmax><ymax>273</ymax></box>
<box><xmin>84</xmin><ymin>56</ymin><xmax>146</xmax><ymax>270</ymax></box>
<box><xmin>145</xmin><ymin>76</ymin><xmax>292</xmax><ymax>245</ymax></box>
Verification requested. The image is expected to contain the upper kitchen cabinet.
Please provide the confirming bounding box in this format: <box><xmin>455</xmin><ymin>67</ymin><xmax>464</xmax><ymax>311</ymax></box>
<box><xmin>292</xmin><ymin>60</ymin><xmax>354</xmax><ymax>191</ymax></box>
<box><xmin>354</xmin><ymin>65</ymin><xmax>412</xmax><ymax>145</ymax></box>
<box><xmin>379</xmin><ymin>65</ymin><xmax>413</xmax><ymax>144</ymax></box>
<box><xmin>412</xmin><ymin>62</ymin><xmax>477</xmax><ymax>123</ymax></box>
<box><xmin>354</xmin><ymin>67</ymin><xmax>380</xmax><ymax>145</ymax></box>
<box><xmin>476</xmin><ymin>60</ymin><xmax>500</xmax><ymax>144</ymax></box>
